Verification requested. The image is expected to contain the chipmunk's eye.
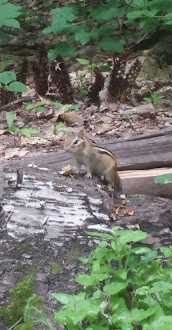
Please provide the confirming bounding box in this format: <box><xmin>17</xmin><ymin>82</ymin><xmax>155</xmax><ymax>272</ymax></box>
<box><xmin>73</xmin><ymin>138</ymin><xmax>78</xmax><ymax>146</ymax></box>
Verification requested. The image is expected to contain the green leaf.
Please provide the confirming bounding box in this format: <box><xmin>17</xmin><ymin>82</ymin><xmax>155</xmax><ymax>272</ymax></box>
<box><xmin>76</xmin><ymin>58</ymin><xmax>90</xmax><ymax>65</ymax></box>
<box><xmin>76</xmin><ymin>274</ymin><xmax>98</xmax><ymax>287</ymax></box>
<box><xmin>6</xmin><ymin>81</ymin><xmax>27</xmax><ymax>92</ymax></box>
<box><xmin>51</xmin><ymin>6</ymin><xmax>78</xmax><ymax>22</ymax></box>
<box><xmin>162</xmin><ymin>292</ymin><xmax>172</xmax><ymax>307</ymax></box>
<box><xmin>0</xmin><ymin>59</ymin><xmax>13</xmax><ymax>69</ymax></box>
<box><xmin>115</xmin><ymin>269</ymin><xmax>128</xmax><ymax>280</ymax></box>
<box><xmin>131</xmin><ymin>307</ymin><xmax>155</xmax><ymax>322</ymax></box>
<box><xmin>133</xmin><ymin>247</ymin><xmax>152</xmax><ymax>255</ymax></box>
<box><xmin>64</xmin><ymin>104</ymin><xmax>80</xmax><ymax>111</ymax></box>
<box><xmin>74</xmin><ymin>29</ymin><xmax>93</xmax><ymax>45</ymax></box>
<box><xmin>160</xmin><ymin>247</ymin><xmax>172</xmax><ymax>257</ymax></box>
<box><xmin>19</xmin><ymin>128</ymin><xmax>39</xmax><ymax>137</ymax></box>
<box><xmin>118</xmin><ymin>230</ymin><xmax>148</xmax><ymax>244</ymax></box>
<box><xmin>154</xmin><ymin>173</ymin><xmax>172</xmax><ymax>184</ymax></box>
<box><xmin>48</xmin><ymin>43</ymin><xmax>76</xmax><ymax>59</ymax></box>
<box><xmin>52</xmin><ymin>292</ymin><xmax>78</xmax><ymax>305</ymax></box>
<box><xmin>85</xmin><ymin>230</ymin><xmax>114</xmax><ymax>240</ymax></box>
<box><xmin>100</xmin><ymin>65</ymin><xmax>112</xmax><ymax>72</ymax></box>
<box><xmin>135</xmin><ymin>286</ymin><xmax>150</xmax><ymax>296</ymax></box>
<box><xmin>0</xmin><ymin>71</ymin><xmax>16</xmax><ymax>84</ymax></box>
<box><xmin>6</xmin><ymin>112</ymin><xmax>16</xmax><ymax>127</ymax></box>
<box><xmin>151</xmin><ymin>281</ymin><xmax>172</xmax><ymax>292</ymax></box>
<box><xmin>5</xmin><ymin>125</ymin><xmax>19</xmax><ymax>133</ymax></box>
<box><xmin>0</xmin><ymin>2</ymin><xmax>22</xmax><ymax>29</ymax></box>
<box><xmin>52</xmin><ymin>101</ymin><xmax>63</xmax><ymax>108</ymax></box>
<box><xmin>103</xmin><ymin>281</ymin><xmax>128</xmax><ymax>295</ymax></box>
<box><xmin>97</xmin><ymin>37</ymin><xmax>123</xmax><ymax>52</ymax></box>
<box><xmin>1</xmin><ymin>18</ymin><xmax>20</xmax><ymax>28</ymax></box>
<box><xmin>127</xmin><ymin>10</ymin><xmax>145</xmax><ymax>20</ymax></box>
<box><xmin>95</xmin><ymin>273</ymin><xmax>109</xmax><ymax>281</ymax></box>
<box><xmin>90</xmin><ymin>2</ymin><xmax>125</xmax><ymax>22</ymax></box>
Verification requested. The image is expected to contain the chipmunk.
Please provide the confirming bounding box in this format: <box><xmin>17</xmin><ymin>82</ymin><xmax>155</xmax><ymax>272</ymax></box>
<box><xmin>64</xmin><ymin>130</ymin><xmax>123</xmax><ymax>195</ymax></box>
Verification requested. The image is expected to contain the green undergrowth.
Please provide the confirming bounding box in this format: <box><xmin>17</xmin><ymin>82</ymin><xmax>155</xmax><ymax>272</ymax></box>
<box><xmin>3</xmin><ymin>228</ymin><xmax>172</xmax><ymax>330</ymax></box>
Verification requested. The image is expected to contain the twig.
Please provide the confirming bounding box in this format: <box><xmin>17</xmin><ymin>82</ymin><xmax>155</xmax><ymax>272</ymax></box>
<box><xmin>0</xmin><ymin>96</ymin><xmax>34</xmax><ymax>112</ymax></box>
<box><xmin>7</xmin><ymin>317</ymin><xmax>23</xmax><ymax>330</ymax></box>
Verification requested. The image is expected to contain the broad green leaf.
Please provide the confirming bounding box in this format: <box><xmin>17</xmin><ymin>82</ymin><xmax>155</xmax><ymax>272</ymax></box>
<box><xmin>103</xmin><ymin>281</ymin><xmax>128</xmax><ymax>295</ymax></box>
<box><xmin>141</xmin><ymin>250</ymin><xmax>158</xmax><ymax>262</ymax></box>
<box><xmin>143</xmin><ymin>316</ymin><xmax>172</xmax><ymax>330</ymax></box>
<box><xmin>5</xmin><ymin>125</ymin><xmax>19</xmax><ymax>133</ymax></box>
<box><xmin>74</xmin><ymin>29</ymin><xmax>93</xmax><ymax>45</ymax></box>
<box><xmin>76</xmin><ymin>58</ymin><xmax>90</xmax><ymax>65</ymax></box>
<box><xmin>20</xmin><ymin>128</ymin><xmax>39</xmax><ymax>137</ymax></box>
<box><xmin>127</xmin><ymin>10</ymin><xmax>145</xmax><ymax>20</ymax></box>
<box><xmin>52</xmin><ymin>101</ymin><xmax>63</xmax><ymax>108</ymax></box>
<box><xmin>118</xmin><ymin>230</ymin><xmax>147</xmax><ymax>244</ymax></box>
<box><xmin>151</xmin><ymin>281</ymin><xmax>172</xmax><ymax>292</ymax></box>
<box><xmin>99</xmin><ymin>241</ymin><xmax>108</xmax><ymax>248</ymax></box>
<box><xmin>0</xmin><ymin>2</ymin><xmax>21</xmax><ymax>29</ymax></box>
<box><xmin>165</xmin><ymin>19</ymin><xmax>172</xmax><ymax>25</ymax></box>
<box><xmin>111</xmin><ymin>297</ymin><xmax>131</xmax><ymax>327</ymax></box>
<box><xmin>76</xmin><ymin>274</ymin><xmax>98</xmax><ymax>286</ymax></box>
<box><xmin>92</xmin><ymin>261</ymin><xmax>100</xmax><ymax>273</ymax></box>
<box><xmin>90</xmin><ymin>2</ymin><xmax>125</xmax><ymax>22</ymax></box>
<box><xmin>50</xmin><ymin>6</ymin><xmax>78</xmax><ymax>22</ymax></box>
<box><xmin>1</xmin><ymin>18</ymin><xmax>20</xmax><ymax>28</ymax></box>
<box><xmin>85</xmin><ymin>327</ymin><xmax>108</xmax><ymax>330</ymax></box>
<box><xmin>114</xmin><ymin>269</ymin><xmax>128</xmax><ymax>280</ymax></box>
<box><xmin>0</xmin><ymin>59</ymin><xmax>13</xmax><ymax>69</ymax></box>
<box><xmin>162</xmin><ymin>292</ymin><xmax>172</xmax><ymax>307</ymax></box>
<box><xmin>93</xmin><ymin>290</ymin><xmax>102</xmax><ymax>299</ymax></box>
<box><xmin>0</xmin><ymin>71</ymin><xmax>16</xmax><ymax>84</ymax></box>
<box><xmin>133</xmin><ymin>247</ymin><xmax>152</xmax><ymax>255</ymax></box>
<box><xmin>48</xmin><ymin>43</ymin><xmax>76</xmax><ymax>59</ymax></box>
<box><xmin>85</xmin><ymin>230</ymin><xmax>114</xmax><ymax>240</ymax></box>
<box><xmin>160</xmin><ymin>247</ymin><xmax>172</xmax><ymax>257</ymax></box>
<box><xmin>135</xmin><ymin>286</ymin><xmax>150</xmax><ymax>296</ymax></box>
<box><xmin>97</xmin><ymin>37</ymin><xmax>123</xmax><ymax>52</ymax></box>
<box><xmin>6</xmin><ymin>112</ymin><xmax>16</xmax><ymax>127</ymax></box>
<box><xmin>52</xmin><ymin>292</ymin><xmax>85</xmax><ymax>305</ymax></box>
<box><xmin>95</xmin><ymin>273</ymin><xmax>109</xmax><ymax>281</ymax></box>
<box><xmin>154</xmin><ymin>173</ymin><xmax>172</xmax><ymax>184</ymax></box>
<box><xmin>6</xmin><ymin>81</ymin><xmax>27</xmax><ymax>92</ymax></box>
<box><xmin>131</xmin><ymin>307</ymin><xmax>155</xmax><ymax>322</ymax></box>
<box><xmin>100</xmin><ymin>65</ymin><xmax>112</xmax><ymax>72</ymax></box>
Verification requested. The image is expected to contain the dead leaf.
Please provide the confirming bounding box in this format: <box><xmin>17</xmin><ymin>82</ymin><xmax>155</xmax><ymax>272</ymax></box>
<box><xmin>37</xmin><ymin>94</ymin><xmax>52</xmax><ymax>105</ymax></box>
<box><xmin>123</xmin><ymin>209</ymin><xmax>134</xmax><ymax>216</ymax></box>
<box><xmin>59</xmin><ymin>164</ymin><xmax>74</xmax><ymax>176</ymax></box>
<box><xmin>59</xmin><ymin>112</ymin><xmax>84</xmax><ymax>124</ymax></box>
<box><xmin>112</xmin><ymin>205</ymin><xmax>124</xmax><ymax>216</ymax></box>
<box><xmin>28</xmin><ymin>163</ymin><xmax>49</xmax><ymax>171</ymax></box>
<box><xmin>97</xmin><ymin>124</ymin><xmax>116</xmax><ymax>135</ymax></box>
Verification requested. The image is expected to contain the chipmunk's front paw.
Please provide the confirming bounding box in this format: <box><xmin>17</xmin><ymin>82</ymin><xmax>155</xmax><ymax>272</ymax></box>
<box><xmin>85</xmin><ymin>172</ymin><xmax>92</xmax><ymax>179</ymax></box>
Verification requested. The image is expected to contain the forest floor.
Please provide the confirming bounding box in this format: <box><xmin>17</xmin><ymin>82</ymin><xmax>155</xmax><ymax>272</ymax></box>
<box><xmin>0</xmin><ymin>70</ymin><xmax>172</xmax><ymax>161</ymax></box>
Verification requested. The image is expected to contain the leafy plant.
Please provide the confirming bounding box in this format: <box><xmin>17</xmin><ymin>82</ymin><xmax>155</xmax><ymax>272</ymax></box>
<box><xmin>53</xmin><ymin>122</ymin><xmax>66</xmax><ymax>135</ymax></box>
<box><xmin>143</xmin><ymin>91</ymin><xmax>165</xmax><ymax>108</ymax></box>
<box><xmin>121</xmin><ymin>114</ymin><xmax>137</xmax><ymax>122</ymax></box>
<box><xmin>52</xmin><ymin>101</ymin><xmax>80</xmax><ymax>112</ymax></box>
<box><xmin>5</xmin><ymin>112</ymin><xmax>39</xmax><ymax>137</ymax></box>
<box><xmin>0</xmin><ymin>0</ymin><xmax>22</xmax><ymax>29</ymax></box>
<box><xmin>154</xmin><ymin>173</ymin><xmax>172</xmax><ymax>184</ymax></box>
<box><xmin>14</xmin><ymin>295</ymin><xmax>54</xmax><ymax>330</ymax></box>
<box><xmin>42</xmin><ymin>0</ymin><xmax>172</xmax><ymax>60</ymax></box>
<box><xmin>51</xmin><ymin>228</ymin><xmax>172</xmax><ymax>329</ymax></box>
<box><xmin>0</xmin><ymin>70</ymin><xmax>27</xmax><ymax>92</ymax></box>
<box><xmin>23</xmin><ymin>101</ymin><xmax>47</xmax><ymax>113</ymax></box>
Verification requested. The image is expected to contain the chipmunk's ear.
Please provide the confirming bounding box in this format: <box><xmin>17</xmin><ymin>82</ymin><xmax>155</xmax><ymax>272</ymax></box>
<box><xmin>78</xmin><ymin>129</ymin><xmax>84</xmax><ymax>138</ymax></box>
